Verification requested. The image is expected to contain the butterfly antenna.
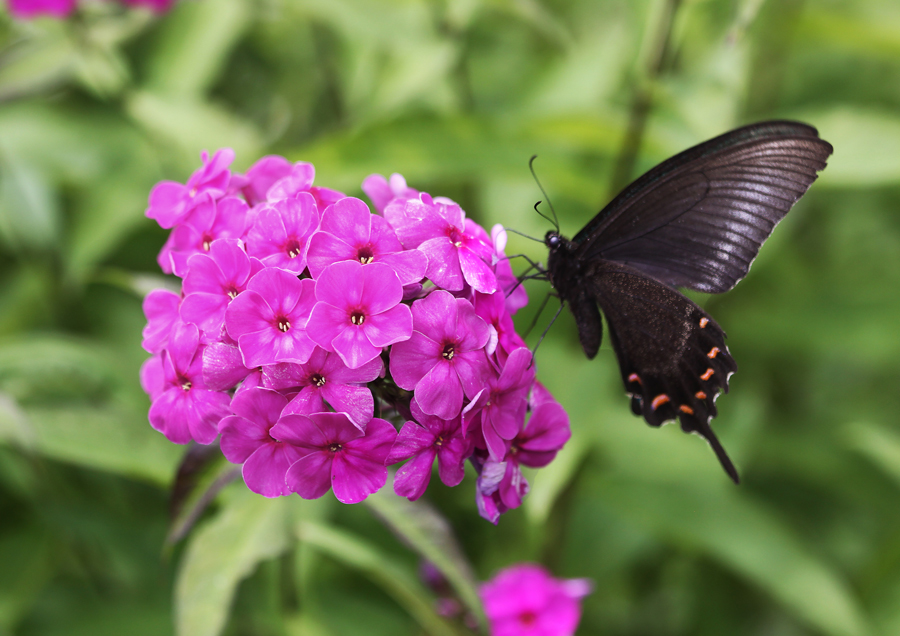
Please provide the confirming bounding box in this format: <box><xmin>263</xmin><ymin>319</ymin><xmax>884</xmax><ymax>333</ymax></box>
<box><xmin>529</xmin><ymin>155</ymin><xmax>559</xmax><ymax>232</ymax></box>
<box><xmin>504</xmin><ymin>227</ymin><xmax>544</xmax><ymax>244</ymax></box>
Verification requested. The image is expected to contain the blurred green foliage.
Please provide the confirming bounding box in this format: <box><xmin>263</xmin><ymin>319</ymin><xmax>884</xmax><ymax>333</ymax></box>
<box><xmin>1</xmin><ymin>0</ymin><xmax>900</xmax><ymax>634</ymax></box>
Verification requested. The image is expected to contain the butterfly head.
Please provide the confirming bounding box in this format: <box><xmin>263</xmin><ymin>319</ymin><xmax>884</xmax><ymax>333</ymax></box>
<box><xmin>544</xmin><ymin>230</ymin><xmax>562</xmax><ymax>250</ymax></box>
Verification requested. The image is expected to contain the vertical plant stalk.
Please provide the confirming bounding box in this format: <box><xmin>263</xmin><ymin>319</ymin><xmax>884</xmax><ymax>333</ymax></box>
<box><xmin>608</xmin><ymin>0</ymin><xmax>682</xmax><ymax>197</ymax></box>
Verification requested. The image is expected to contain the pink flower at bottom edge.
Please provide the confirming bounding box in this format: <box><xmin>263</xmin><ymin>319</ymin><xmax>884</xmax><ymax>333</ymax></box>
<box><xmin>480</xmin><ymin>564</ymin><xmax>592</xmax><ymax>636</ymax></box>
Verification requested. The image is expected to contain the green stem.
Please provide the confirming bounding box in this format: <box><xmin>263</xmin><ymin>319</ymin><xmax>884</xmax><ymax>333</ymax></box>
<box><xmin>608</xmin><ymin>0</ymin><xmax>682</xmax><ymax>197</ymax></box>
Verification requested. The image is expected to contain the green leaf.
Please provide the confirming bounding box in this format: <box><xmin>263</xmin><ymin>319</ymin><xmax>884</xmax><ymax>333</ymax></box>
<box><xmin>175</xmin><ymin>485</ymin><xmax>292</xmax><ymax>636</ymax></box>
<box><xmin>297</xmin><ymin>519</ymin><xmax>463</xmax><ymax>636</ymax></box>
<box><xmin>595</xmin><ymin>478</ymin><xmax>871</xmax><ymax>636</ymax></box>
<box><xmin>18</xmin><ymin>406</ymin><xmax>181</xmax><ymax>485</ymax></box>
<box><xmin>143</xmin><ymin>0</ymin><xmax>250</xmax><ymax>98</ymax></box>
<box><xmin>844</xmin><ymin>422</ymin><xmax>900</xmax><ymax>488</ymax></box>
<box><xmin>125</xmin><ymin>91</ymin><xmax>263</xmax><ymax>166</ymax></box>
<box><xmin>0</xmin><ymin>23</ymin><xmax>76</xmax><ymax>102</ymax></box>
<box><xmin>364</xmin><ymin>487</ymin><xmax>486</xmax><ymax>632</ymax></box>
<box><xmin>0</xmin><ymin>145</ymin><xmax>59</xmax><ymax>251</ymax></box>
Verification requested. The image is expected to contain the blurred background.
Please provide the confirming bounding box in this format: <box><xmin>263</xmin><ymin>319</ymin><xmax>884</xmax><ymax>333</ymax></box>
<box><xmin>1</xmin><ymin>0</ymin><xmax>899</xmax><ymax>634</ymax></box>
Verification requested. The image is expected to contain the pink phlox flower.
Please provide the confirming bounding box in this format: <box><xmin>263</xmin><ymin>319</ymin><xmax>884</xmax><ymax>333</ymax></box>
<box><xmin>390</xmin><ymin>290</ymin><xmax>491</xmax><ymax>420</ymax></box>
<box><xmin>120</xmin><ymin>0</ymin><xmax>174</xmax><ymax>12</ymax></box>
<box><xmin>473</xmin><ymin>454</ymin><xmax>513</xmax><ymax>524</ymax></box>
<box><xmin>245</xmin><ymin>193</ymin><xmax>319</xmax><ymax>274</ymax></box>
<box><xmin>141</xmin><ymin>289</ymin><xmax>181</xmax><ymax>353</ymax></box>
<box><xmin>263</xmin><ymin>347</ymin><xmax>382</xmax><ymax>429</ymax></box>
<box><xmin>180</xmin><ymin>239</ymin><xmax>262</xmax><ymax>337</ymax></box>
<box><xmin>265</xmin><ymin>161</ymin><xmax>315</xmax><ymax>201</ymax></box>
<box><xmin>491</xmin><ymin>224</ymin><xmax>529</xmax><ymax>315</ymax></box>
<box><xmin>384</xmin><ymin>194</ymin><xmax>497</xmax><ymax>293</ymax></box>
<box><xmin>480</xmin><ymin>564</ymin><xmax>592</xmax><ymax>636</ymax></box>
<box><xmin>280</xmin><ymin>413</ymin><xmax>397</xmax><ymax>504</ymax></box>
<box><xmin>464</xmin><ymin>347</ymin><xmax>535</xmax><ymax>461</ymax></box>
<box><xmin>218</xmin><ymin>388</ymin><xmax>306</xmax><ymax>498</ymax></box>
<box><xmin>306</xmin><ymin>196</ymin><xmax>426</xmax><ymax>285</ymax></box>
<box><xmin>201</xmin><ymin>341</ymin><xmax>254</xmax><ymax>391</ymax></box>
<box><xmin>238</xmin><ymin>155</ymin><xmax>293</xmax><ymax>206</ymax></box>
<box><xmin>8</xmin><ymin>0</ymin><xmax>75</xmax><ymax>17</ymax></box>
<box><xmin>146</xmin><ymin>149</ymin><xmax>234</xmax><ymax>229</ymax></box>
<box><xmin>140</xmin><ymin>353</ymin><xmax>166</xmax><ymax>400</ymax></box>
<box><xmin>308</xmin><ymin>260</ymin><xmax>412</xmax><ymax>370</ymax></box>
<box><xmin>165</xmin><ymin>195</ymin><xmax>249</xmax><ymax>276</ymax></box>
<box><xmin>387</xmin><ymin>399</ymin><xmax>472</xmax><ymax>501</ymax></box>
<box><xmin>225</xmin><ymin>267</ymin><xmax>318</xmax><ymax>367</ymax></box>
<box><xmin>512</xmin><ymin>400</ymin><xmax>570</xmax><ymax>469</ymax></box>
<box><xmin>147</xmin><ymin>322</ymin><xmax>230</xmax><ymax>445</ymax></box>
<box><xmin>473</xmin><ymin>291</ymin><xmax>527</xmax><ymax>362</ymax></box>
<box><xmin>362</xmin><ymin>173</ymin><xmax>419</xmax><ymax>214</ymax></box>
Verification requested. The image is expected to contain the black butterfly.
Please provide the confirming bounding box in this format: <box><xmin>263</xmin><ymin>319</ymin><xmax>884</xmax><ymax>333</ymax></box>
<box><xmin>542</xmin><ymin>121</ymin><xmax>833</xmax><ymax>483</ymax></box>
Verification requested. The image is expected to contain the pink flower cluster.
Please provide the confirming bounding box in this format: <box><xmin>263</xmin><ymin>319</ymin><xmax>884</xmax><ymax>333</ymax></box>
<box><xmin>481</xmin><ymin>564</ymin><xmax>592</xmax><ymax>636</ymax></box>
<box><xmin>139</xmin><ymin>150</ymin><xmax>571</xmax><ymax>521</ymax></box>
<box><xmin>6</xmin><ymin>0</ymin><xmax>172</xmax><ymax>19</ymax></box>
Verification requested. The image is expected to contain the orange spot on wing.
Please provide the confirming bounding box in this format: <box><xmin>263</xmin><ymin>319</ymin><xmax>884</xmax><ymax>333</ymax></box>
<box><xmin>699</xmin><ymin>317</ymin><xmax>709</xmax><ymax>328</ymax></box>
<box><xmin>701</xmin><ymin>368</ymin><xmax>715</xmax><ymax>381</ymax></box>
<box><xmin>695</xmin><ymin>391</ymin><xmax>707</xmax><ymax>400</ymax></box>
<box><xmin>679</xmin><ymin>404</ymin><xmax>694</xmax><ymax>415</ymax></box>
<box><xmin>651</xmin><ymin>394</ymin><xmax>670</xmax><ymax>410</ymax></box>
<box><xmin>707</xmin><ymin>347</ymin><xmax>720</xmax><ymax>359</ymax></box>
<box><xmin>628</xmin><ymin>373</ymin><xmax>642</xmax><ymax>385</ymax></box>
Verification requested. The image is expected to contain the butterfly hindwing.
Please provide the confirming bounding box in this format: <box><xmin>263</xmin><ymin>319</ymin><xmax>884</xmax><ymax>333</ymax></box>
<box><xmin>574</xmin><ymin>122</ymin><xmax>833</xmax><ymax>293</ymax></box>
<box><xmin>585</xmin><ymin>259</ymin><xmax>740</xmax><ymax>481</ymax></box>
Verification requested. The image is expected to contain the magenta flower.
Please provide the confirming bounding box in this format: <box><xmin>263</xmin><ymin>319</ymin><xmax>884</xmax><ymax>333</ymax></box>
<box><xmin>481</xmin><ymin>564</ymin><xmax>592</xmax><ymax>636</ymax></box>
<box><xmin>491</xmin><ymin>224</ymin><xmax>529</xmax><ymax>315</ymax></box>
<box><xmin>147</xmin><ymin>322</ymin><xmax>231</xmax><ymax>445</ymax></box>
<box><xmin>141</xmin><ymin>289</ymin><xmax>180</xmax><ymax>354</ymax></box>
<box><xmin>387</xmin><ymin>399</ymin><xmax>471</xmax><ymax>501</ymax></box>
<box><xmin>218</xmin><ymin>388</ymin><xmax>305</xmax><ymax>498</ymax></box>
<box><xmin>361</xmin><ymin>173</ymin><xmax>419</xmax><ymax>213</ymax></box>
<box><xmin>7</xmin><ymin>0</ymin><xmax>75</xmax><ymax>17</ymax></box>
<box><xmin>146</xmin><ymin>149</ymin><xmax>234</xmax><ymax>229</ymax></box>
<box><xmin>225</xmin><ymin>268</ymin><xmax>318</xmax><ymax>367</ymax></box>
<box><xmin>473</xmin><ymin>291</ymin><xmax>527</xmax><ymax>362</ymax></box>
<box><xmin>245</xmin><ymin>193</ymin><xmax>319</xmax><ymax>274</ymax></box>
<box><xmin>180</xmin><ymin>239</ymin><xmax>262</xmax><ymax>337</ymax></box>
<box><xmin>263</xmin><ymin>347</ymin><xmax>383</xmax><ymax>429</ymax></box>
<box><xmin>280</xmin><ymin>413</ymin><xmax>397</xmax><ymax>504</ymax></box>
<box><xmin>239</xmin><ymin>155</ymin><xmax>293</xmax><ymax>206</ymax></box>
<box><xmin>165</xmin><ymin>195</ymin><xmax>249</xmax><ymax>276</ymax></box>
<box><xmin>266</xmin><ymin>162</ymin><xmax>315</xmax><ymax>201</ymax></box>
<box><xmin>308</xmin><ymin>260</ymin><xmax>412</xmax><ymax>369</ymax></box>
<box><xmin>140</xmin><ymin>353</ymin><xmax>166</xmax><ymax>400</ymax></box>
<box><xmin>201</xmin><ymin>341</ymin><xmax>253</xmax><ymax>391</ymax></box>
<box><xmin>464</xmin><ymin>347</ymin><xmax>535</xmax><ymax>461</ymax></box>
<box><xmin>475</xmin><ymin>456</ymin><xmax>528</xmax><ymax>521</ymax></box>
<box><xmin>512</xmin><ymin>400</ymin><xmax>571</xmax><ymax>469</ymax></box>
<box><xmin>390</xmin><ymin>290</ymin><xmax>491</xmax><ymax>420</ymax></box>
<box><xmin>306</xmin><ymin>197</ymin><xmax>426</xmax><ymax>285</ymax></box>
<box><xmin>384</xmin><ymin>194</ymin><xmax>497</xmax><ymax>293</ymax></box>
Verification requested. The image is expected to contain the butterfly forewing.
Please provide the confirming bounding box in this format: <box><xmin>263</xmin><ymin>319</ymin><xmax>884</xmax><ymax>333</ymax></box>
<box><xmin>574</xmin><ymin>122</ymin><xmax>833</xmax><ymax>293</ymax></box>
